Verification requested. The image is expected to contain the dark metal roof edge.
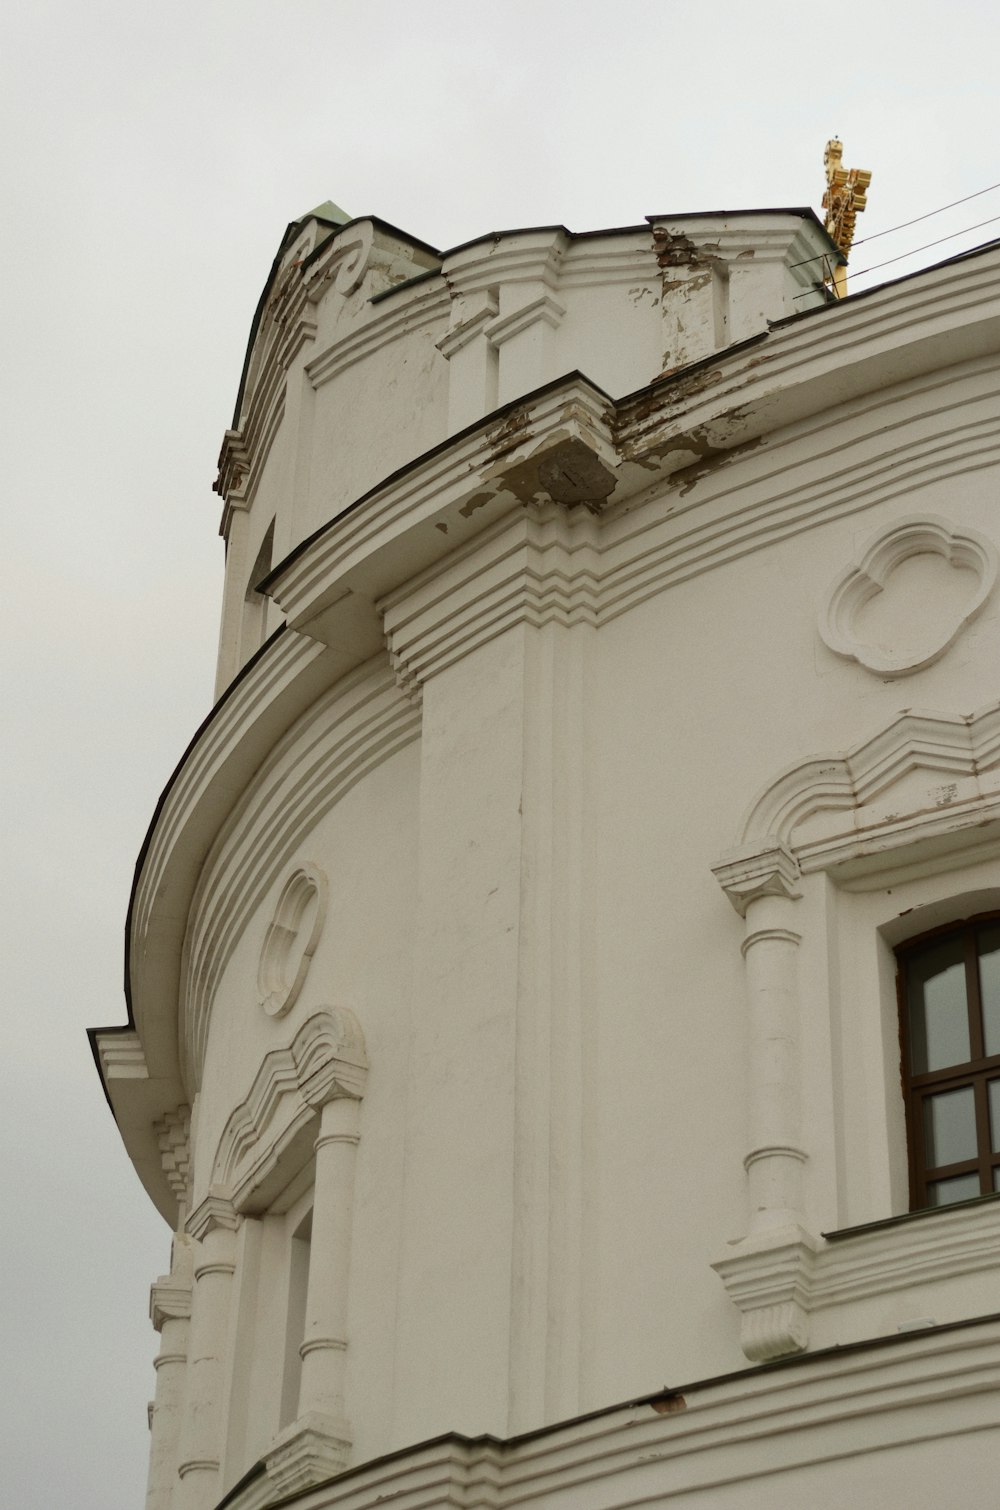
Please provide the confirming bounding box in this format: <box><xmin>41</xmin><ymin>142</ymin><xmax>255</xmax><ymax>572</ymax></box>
<box><xmin>823</xmin><ymin>1187</ymin><xmax>1000</xmax><ymax>1241</ymax></box>
<box><xmin>258</xmin><ymin>368</ymin><xmax>615</xmax><ymax>596</ymax></box>
<box><xmin>89</xmin><ymin>623</ymin><xmax>290</xmax><ymax>1112</ymax></box>
<box><xmin>219</xmin><ymin>1308</ymin><xmax>1000</xmax><ymax>1508</ymax></box>
<box><xmin>370</xmin><ymin>264</ymin><xmax>443</xmax><ymax>305</ymax></box>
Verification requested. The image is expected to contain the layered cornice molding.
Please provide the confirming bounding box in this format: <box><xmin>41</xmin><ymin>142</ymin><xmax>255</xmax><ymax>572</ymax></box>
<box><xmin>724</xmin><ymin>698</ymin><xmax>1000</xmax><ymax>884</ymax></box>
<box><xmin>218</xmin><ymin>1315</ymin><xmax>1000</xmax><ymax>1510</ymax></box>
<box><xmin>266</xmin><ymin>255</ymin><xmax>1000</xmax><ymax>656</ymax></box>
<box><xmin>381</xmin><ymin>503</ymin><xmax>601</xmax><ymax>698</ymax></box>
<box><xmin>714</xmin><ymin>1199</ymin><xmax>1000</xmax><ymax>1363</ymax></box>
<box><xmin>210</xmin><ymin>1009</ymin><xmax>367</xmax><ymax>1215</ymax></box>
<box><xmin>182</xmin><ymin>660</ymin><xmax>416</xmax><ymax>1088</ymax></box>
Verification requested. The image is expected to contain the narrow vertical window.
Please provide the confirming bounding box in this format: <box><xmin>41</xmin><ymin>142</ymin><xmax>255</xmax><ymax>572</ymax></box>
<box><xmin>279</xmin><ymin>1207</ymin><xmax>312</xmax><ymax>1429</ymax></box>
<box><xmin>898</xmin><ymin>918</ymin><xmax>1000</xmax><ymax>1209</ymax></box>
<box><xmin>240</xmin><ymin>518</ymin><xmax>275</xmax><ymax>661</ymax></box>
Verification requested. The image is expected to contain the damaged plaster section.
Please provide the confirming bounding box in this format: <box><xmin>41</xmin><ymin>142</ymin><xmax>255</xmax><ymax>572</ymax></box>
<box><xmin>650</xmin><ymin>225</ymin><xmax>729</xmax><ymax>371</ymax></box>
<box><xmin>476</xmin><ymin>403</ymin><xmax>619</xmax><ymax>515</ymax></box>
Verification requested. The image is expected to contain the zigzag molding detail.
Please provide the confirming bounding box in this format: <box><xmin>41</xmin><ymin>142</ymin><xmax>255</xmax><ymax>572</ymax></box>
<box><xmin>211</xmin><ymin>1009</ymin><xmax>367</xmax><ymax>1213</ymax></box>
<box><xmin>730</xmin><ymin>700</ymin><xmax>1000</xmax><ymax>877</ymax></box>
<box><xmin>381</xmin><ymin>506</ymin><xmax>600</xmax><ymax>697</ymax></box>
<box><xmin>182</xmin><ymin>660</ymin><xmax>419</xmax><ymax>1088</ymax></box>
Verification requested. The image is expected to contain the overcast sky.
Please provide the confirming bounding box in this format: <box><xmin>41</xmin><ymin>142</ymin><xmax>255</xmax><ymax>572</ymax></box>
<box><xmin>3</xmin><ymin>3</ymin><xmax>999</xmax><ymax>1506</ymax></box>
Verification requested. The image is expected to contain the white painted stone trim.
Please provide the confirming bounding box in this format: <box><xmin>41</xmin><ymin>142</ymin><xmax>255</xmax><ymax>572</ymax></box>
<box><xmin>210</xmin><ymin>1008</ymin><xmax>367</xmax><ymax>1215</ymax></box>
<box><xmin>257</xmin><ymin>863</ymin><xmax>328</xmax><ymax>1019</ymax></box>
<box><xmin>216</xmin><ymin>1318</ymin><xmax>1000</xmax><ymax>1510</ymax></box>
<box><xmin>182</xmin><ymin>661</ymin><xmax>415</xmax><ymax>1088</ymax></box>
<box><xmin>818</xmin><ymin>513</ymin><xmax>997</xmax><ymax>675</ymax></box>
<box><xmin>728</xmin><ymin>697</ymin><xmax>1000</xmax><ymax>878</ymax></box>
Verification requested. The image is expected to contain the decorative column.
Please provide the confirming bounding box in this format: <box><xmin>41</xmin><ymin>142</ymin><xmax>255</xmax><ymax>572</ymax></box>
<box><xmin>265</xmin><ymin>1032</ymin><xmax>367</xmax><ymax>1501</ymax></box>
<box><xmin>146</xmin><ymin>1235</ymin><xmax>194</xmax><ymax>1510</ymax></box>
<box><xmin>711</xmin><ymin>842</ymin><xmax>820</xmax><ymax>1362</ymax></box>
<box><xmin>175</xmin><ymin>1190</ymin><xmax>239</xmax><ymax>1510</ymax></box>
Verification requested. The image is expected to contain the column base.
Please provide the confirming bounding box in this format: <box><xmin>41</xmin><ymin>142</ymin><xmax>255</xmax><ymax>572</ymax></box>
<box><xmin>712</xmin><ymin>1223</ymin><xmax>822</xmax><ymax>1362</ymax></box>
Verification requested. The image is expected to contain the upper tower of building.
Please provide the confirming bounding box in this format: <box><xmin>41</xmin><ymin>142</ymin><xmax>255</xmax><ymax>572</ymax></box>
<box><xmin>211</xmin><ymin>205</ymin><xmax>838</xmax><ymax>694</ymax></box>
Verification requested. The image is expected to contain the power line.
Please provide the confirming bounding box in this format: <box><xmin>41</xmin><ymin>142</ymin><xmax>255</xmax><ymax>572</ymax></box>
<box><xmin>848</xmin><ymin>212</ymin><xmax>1000</xmax><ymax>280</ymax></box>
<box><xmin>853</xmin><ymin>179</ymin><xmax>1000</xmax><ymax>248</ymax></box>
<box><xmin>789</xmin><ymin>179</ymin><xmax>1000</xmax><ymax>271</ymax></box>
<box><xmin>793</xmin><ymin>212</ymin><xmax>1000</xmax><ymax>298</ymax></box>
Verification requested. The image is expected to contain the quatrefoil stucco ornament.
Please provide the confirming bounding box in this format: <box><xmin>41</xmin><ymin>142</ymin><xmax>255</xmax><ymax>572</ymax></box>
<box><xmin>818</xmin><ymin>515</ymin><xmax>997</xmax><ymax>677</ymax></box>
<box><xmin>257</xmin><ymin>863</ymin><xmax>328</xmax><ymax>1018</ymax></box>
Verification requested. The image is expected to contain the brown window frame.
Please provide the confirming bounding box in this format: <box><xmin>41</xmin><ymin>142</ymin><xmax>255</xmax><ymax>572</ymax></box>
<box><xmin>897</xmin><ymin>911</ymin><xmax>1000</xmax><ymax>1210</ymax></box>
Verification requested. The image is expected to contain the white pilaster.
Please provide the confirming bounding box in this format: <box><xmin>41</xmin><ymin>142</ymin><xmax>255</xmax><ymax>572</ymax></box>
<box><xmin>176</xmin><ymin>1191</ymin><xmax>239</xmax><ymax>1510</ymax></box>
<box><xmin>711</xmin><ymin>843</ymin><xmax>820</xmax><ymax>1361</ymax></box>
<box><xmin>146</xmin><ymin>1235</ymin><xmax>194</xmax><ymax>1510</ymax></box>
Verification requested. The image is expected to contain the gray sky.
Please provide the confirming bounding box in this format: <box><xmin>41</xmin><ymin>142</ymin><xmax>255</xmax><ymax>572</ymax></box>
<box><xmin>3</xmin><ymin>3</ymin><xmax>999</xmax><ymax>1505</ymax></box>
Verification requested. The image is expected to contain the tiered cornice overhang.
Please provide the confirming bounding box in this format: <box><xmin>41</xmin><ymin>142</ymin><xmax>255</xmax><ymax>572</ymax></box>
<box><xmin>91</xmin><ymin>238</ymin><xmax>1000</xmax><ymax>1229</ymax></box>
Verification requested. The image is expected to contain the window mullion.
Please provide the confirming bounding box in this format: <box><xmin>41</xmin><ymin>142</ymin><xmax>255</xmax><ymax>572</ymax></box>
<box><xmin>967</xmin><ymin>928</ymin><xmax>985</xmax><ymax>1062</ymax></box>
<box><xmin>974</xmin><ymin>1078</ymin><xmax>992</xmax><ymax>1194</ymax></box>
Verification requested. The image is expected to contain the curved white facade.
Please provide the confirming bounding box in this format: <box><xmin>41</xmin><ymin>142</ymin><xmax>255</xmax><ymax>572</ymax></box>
<box><xmin>92</xmin><ymin>204</ymin><xmax>1000</xmax><ymax>1509</ymax></box>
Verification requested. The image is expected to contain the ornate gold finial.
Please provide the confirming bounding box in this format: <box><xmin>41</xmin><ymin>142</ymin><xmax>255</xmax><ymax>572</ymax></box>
<box><xmin>822</xmin><ymin>138</ymin><xmax>872</xmax><ymax>298</ymax></box>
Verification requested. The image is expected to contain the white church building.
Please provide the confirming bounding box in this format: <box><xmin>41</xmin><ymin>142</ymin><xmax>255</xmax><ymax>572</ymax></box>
<box><xmin>92</xmin><ymin>195</ymin><xmax>1000</xmax><ymax>1508</ymax></box>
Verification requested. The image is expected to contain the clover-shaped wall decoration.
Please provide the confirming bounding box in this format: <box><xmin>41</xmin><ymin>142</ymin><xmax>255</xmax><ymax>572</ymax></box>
<box><xmin>818</xmin><ymin>514</ymin><xmax>997</xmax><ymax>677</ymax></box>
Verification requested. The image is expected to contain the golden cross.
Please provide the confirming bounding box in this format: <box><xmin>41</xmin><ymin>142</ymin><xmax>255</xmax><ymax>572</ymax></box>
<box><xmin>822</xmin><ymin>138</ymin><xmax>872</xmax><ymax>297</ymax></box>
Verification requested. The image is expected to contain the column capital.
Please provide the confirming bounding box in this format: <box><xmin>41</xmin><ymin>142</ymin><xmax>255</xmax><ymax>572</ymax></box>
<box><xmin>150</xmin><ymin>1278</ymin><xmax>192</xmax><ymax>1331</ymax></box>
<box><xmin>186</xmin><ymin>1186</ymin><xmax>239</xmax><ymax>1242</ymax></box>
<box><xmin>712</xmin><ymin>841</ymin><xmax>801</xmax><ymax>917</ymax></box>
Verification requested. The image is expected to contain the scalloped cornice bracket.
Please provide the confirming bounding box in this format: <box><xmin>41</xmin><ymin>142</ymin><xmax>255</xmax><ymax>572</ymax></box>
<box><xmin>712</xmin><ymin>1225</ymin><xmax>821</xmax><ymax>1362</ymax></box>
<box><xmin>712</xmin><ymin>842</ymin><xmax>802</xmax><ymax>917</ymax></box>
<box><xmin>819</xmin><ymin>514</ymin><xmax>998</xmax><ymax>677</ymax></box>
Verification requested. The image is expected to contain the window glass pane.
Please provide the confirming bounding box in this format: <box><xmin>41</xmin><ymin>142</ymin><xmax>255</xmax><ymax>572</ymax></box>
<box><xmin>989</xmin><ymin>1079</ymin><xmax>1000</xmax><ymax>1155</ymax></box>
<box><xmin>977</xmin><ymin>924</ymin><xmax>1000</xmax><ymax>1058</ymax></box>
<box><xmin>906</xmin><ymin>938</ymin><xmax>969</xmax><ymax>1073</ymax></box>
<box><xmin>927</xmin><ymin>1172</ymin><xmax>982</xmax><ymax>1207</ymax></box>
<box><xmin>922</xmin><ymin>1085</ymin><xmax>977</xmax><ymax>1168</ymax></box>
<box><xmin>994</xmin><ymin>1167</ymin><xmax>1000</xmax><ymax>1193</ymax></box>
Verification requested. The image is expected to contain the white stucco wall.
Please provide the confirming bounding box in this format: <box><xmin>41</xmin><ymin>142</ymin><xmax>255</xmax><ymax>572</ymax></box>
<box><xmin>93</xmin><ymin>209</ymin><xmax>1000</xmax><ymax>1510</ymax></box>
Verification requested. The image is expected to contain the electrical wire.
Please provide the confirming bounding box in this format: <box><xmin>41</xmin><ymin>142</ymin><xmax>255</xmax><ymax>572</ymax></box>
<box><xmin>789</xmin><ymin>178</ymin><xmax>1000</xmax><ymax>271</ymax></box>
<box><xmin>793</xmin><ymin>213</ymin><xmax>1000</xmax><ymax>298</ymax></box>
<box><xmin>846</xmin><ymin>212</ymin><xmax>1000</xmax><ymax>280</ymax></box>
<box><xmin>853</xmin><ymin>180</ymin><xmax>1000</xmax><ymax>247</ymax></box>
